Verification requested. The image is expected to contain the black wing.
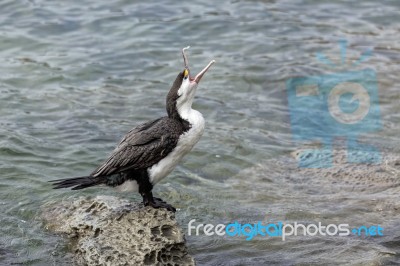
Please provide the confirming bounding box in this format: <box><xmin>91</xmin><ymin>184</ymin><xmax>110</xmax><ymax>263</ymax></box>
<box><xmin>91</xmin><ymin>117</ymin><xmax>182</xmax><ymax>177</ymax></box>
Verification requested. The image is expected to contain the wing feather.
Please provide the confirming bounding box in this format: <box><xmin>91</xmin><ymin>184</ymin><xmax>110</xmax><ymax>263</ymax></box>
<box><xmin>91</xmin><ymin>117</ymin><xmax>182</xmax><ymax>177</ymax></box>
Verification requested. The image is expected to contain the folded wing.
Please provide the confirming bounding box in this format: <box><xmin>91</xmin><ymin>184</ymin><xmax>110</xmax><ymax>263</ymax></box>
<box><xmin>91</xmin><ymin>117</ymin><xmax>182</xmax><ymax>177</ymax></box>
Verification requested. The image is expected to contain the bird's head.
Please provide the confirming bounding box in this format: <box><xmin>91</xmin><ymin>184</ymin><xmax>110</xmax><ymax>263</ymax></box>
<box><xmin>167</xmin><ymin>46</ymin><xmax>215</xmax><ymax>120</ymax></box>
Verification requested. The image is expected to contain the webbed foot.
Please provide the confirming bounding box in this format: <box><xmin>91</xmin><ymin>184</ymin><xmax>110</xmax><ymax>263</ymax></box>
<box><xmin>145</xmin><ymin>197</ymin><xmax>176</xmax><ymax>212</ymax></box>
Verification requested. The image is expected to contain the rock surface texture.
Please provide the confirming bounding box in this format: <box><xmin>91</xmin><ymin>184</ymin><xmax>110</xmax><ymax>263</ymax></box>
<box><xmin>43</xmin><ymin>196</ymin><xmax>195</xmax><ymax>266</ymax></box>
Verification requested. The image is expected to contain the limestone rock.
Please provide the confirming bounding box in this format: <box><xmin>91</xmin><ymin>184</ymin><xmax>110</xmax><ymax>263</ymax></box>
<box><xmin>42</xmin><ymin>196</ymin><xmax>195</xmax><ymax>266</ymax></box>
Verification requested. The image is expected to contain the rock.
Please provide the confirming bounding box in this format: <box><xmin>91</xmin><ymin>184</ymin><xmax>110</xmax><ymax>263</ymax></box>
<box><xmin>42</xmin><ymin>196</ymin><xmax>195</xmax><ymax>266</ymax></box>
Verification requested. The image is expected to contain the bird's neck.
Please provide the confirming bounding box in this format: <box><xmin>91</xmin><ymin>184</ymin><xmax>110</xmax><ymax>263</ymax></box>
<box><xmin>168</xmin><ymin>100</ymin><xmax>203</xmax><ymax>131</ymax></box>
<box><xmin>166</xmin><ymin>102</ymin><xmax>190</xmax><ymax>125</ymax></box>
<box><xmin>177</xmin><ymin>101</ymin><xmax>205</xmax><ymax>133</ymax></box>
<box><xmin>176</xmin><ymin>98</ymin><xmax>195</xmax><ymax>121</ymax></box>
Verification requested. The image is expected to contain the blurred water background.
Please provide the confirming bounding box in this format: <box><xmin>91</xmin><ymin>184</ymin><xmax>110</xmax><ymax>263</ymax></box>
<box><xmin>0</xmin><ymin>0</ymin><xmax>400</xmax><ymax>265</ymax></box>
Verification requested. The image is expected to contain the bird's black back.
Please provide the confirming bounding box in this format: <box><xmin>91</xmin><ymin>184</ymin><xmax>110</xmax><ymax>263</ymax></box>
<box><xmin>91</xmin><ymin>116</ymin><xmax>190</xmax><ymax>178</ymax></box>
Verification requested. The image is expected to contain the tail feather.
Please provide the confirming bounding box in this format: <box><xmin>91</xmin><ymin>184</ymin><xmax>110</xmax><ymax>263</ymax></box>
<box><xmin>50</xmin><ymin>176</ymin><xmax>104</xmax><ymax>190</ymax></box>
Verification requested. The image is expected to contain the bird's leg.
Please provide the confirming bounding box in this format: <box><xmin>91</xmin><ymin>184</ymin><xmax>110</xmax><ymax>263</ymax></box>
<box><xmin>137</xmin><ymin>174</ymin><xmax>176</xmax><ymax>212</ymax></box>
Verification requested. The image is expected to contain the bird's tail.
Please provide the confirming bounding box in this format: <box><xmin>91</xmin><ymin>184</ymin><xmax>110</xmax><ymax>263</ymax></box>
<box><xmin>50</xmin><ymin>175</ymin><xmax>105</xmax><ymax>190</ymax></box>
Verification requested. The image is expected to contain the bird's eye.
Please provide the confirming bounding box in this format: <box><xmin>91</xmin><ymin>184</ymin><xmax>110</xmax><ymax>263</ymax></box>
<box><xmin>183</xmin><ymin>69</ymin><xmax>189</xmax><ymax>80</ymax></box>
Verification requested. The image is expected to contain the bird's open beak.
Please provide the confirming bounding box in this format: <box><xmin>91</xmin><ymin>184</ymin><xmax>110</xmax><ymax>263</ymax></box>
<box><xmin>193</xmin><ymin>60</ymin><xmax>215</xmax><ymax>84</ymax></box>
<box><xmin>182</xmin><ymin>46</ymin><xmax>215</xmax><ymax>84</ymax></box>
